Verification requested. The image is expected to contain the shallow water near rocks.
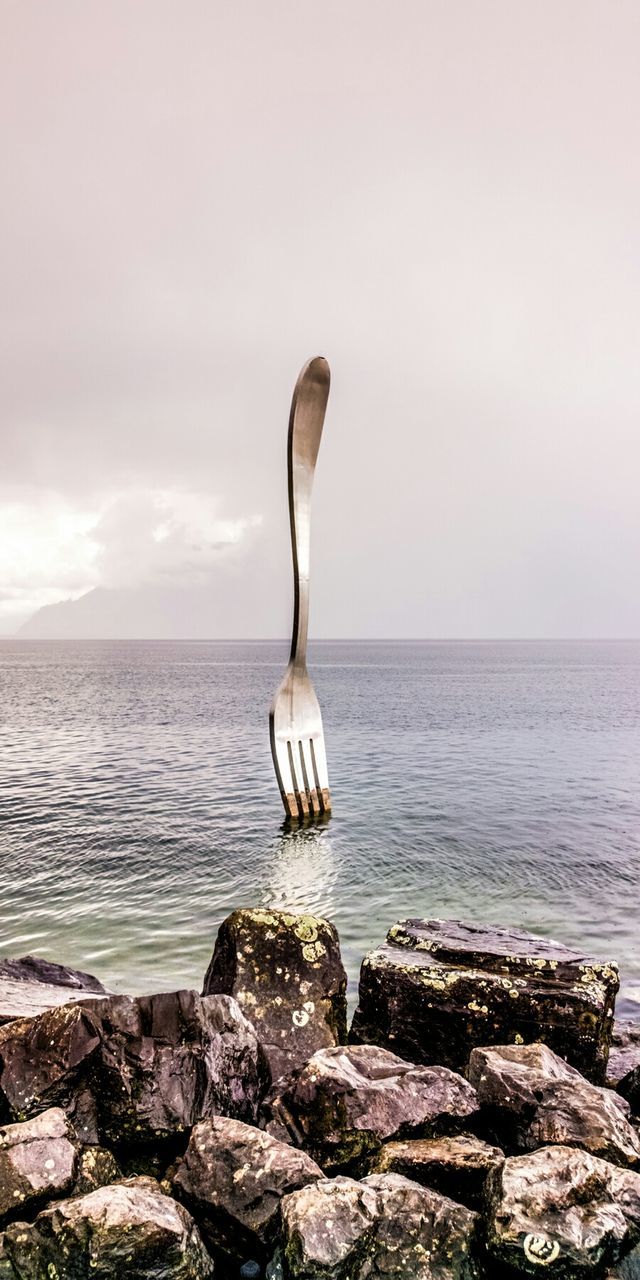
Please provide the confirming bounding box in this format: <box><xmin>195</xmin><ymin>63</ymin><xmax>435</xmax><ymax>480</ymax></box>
<box><xmin>0</xmin><ymin>639</ymin><xmax>638</xmax><ymax>1012</ymax></box>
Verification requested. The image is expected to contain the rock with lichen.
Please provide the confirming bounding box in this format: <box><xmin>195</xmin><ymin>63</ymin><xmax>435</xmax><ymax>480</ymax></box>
<box><xmin>73</xmin><ymin>1144</ymin><xmax>121</xmax><ymax>1194</ymax></box>
<box><xmin>486</xmin><ymin>1144</ymin><xmax>640</xmax><ymax>1276</ymax></box>
<box><xmin>369</xmin><ymin>1132</ymin><xmax>504</xmax><ymax>1211</ymax></box>
<box><xmin>350</xmin><ymin>919</ymin><xmax>618</xmax><ymax>1083</ymax></box>
<box><xmin>275</xmin><ymin>1171</ymin><xmax>481</xmax><ymax>1280</ymax></box>
<box><xmin>0</xmin><ymin>990</ymin><xmax>268</xmax><ymax>1156</ymax></box>
<box><xmin>0</xmin><ymin>1177</ymin><xmax>214</xmax><ymax>1278</ymax></box>
<box><xmin>266</xmin><ymin>1043</ymin><xmax>479</xmax><ymax>1174</ymax></box>
<box><xmin>171</xmin><ymin>1114</ymin><xmax>323</xmax><ymax>1262</ymax></box>
<box><xmin>203</xmin><ymin>908</ymin><xmax>348</xmax><ymax>1083</ymax></box>
<box><xmin>0</xmin><ymin>1109</ymin><xmax>77</xmax><ymax>1227</ymax></box>
<box><xmin>468</xmin><ymin>1042</ymin><xmax>640</xmax><ymax>1166</ymax></box>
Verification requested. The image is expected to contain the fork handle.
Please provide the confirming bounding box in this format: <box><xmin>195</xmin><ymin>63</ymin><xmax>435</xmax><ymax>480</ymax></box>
<box><xmin>287</xmin><ymin>356</ymin><xmax>331</xmax><ymax>667</ymax></box>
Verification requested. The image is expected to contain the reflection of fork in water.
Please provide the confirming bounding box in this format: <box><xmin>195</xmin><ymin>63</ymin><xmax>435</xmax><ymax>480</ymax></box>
<box><xmin>263</xmin><ymin>822</ymin><xmax>338</xmax><ymax>920</ymax></box>
<box><xmin>270</xmin><ymin>356</ymin><xmax>332</xmax><ymax>820</ymax></box>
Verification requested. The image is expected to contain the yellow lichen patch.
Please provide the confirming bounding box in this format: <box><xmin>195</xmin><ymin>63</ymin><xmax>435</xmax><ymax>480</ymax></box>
<box><xmin>467</xmin><ymin>1000</ymin><xmax>489</xmax><ymax>1015</ymax></box>
<box><xmin>302</xmin><ymin>942</ymin><xmax>326</xmax><ymax>963</ymax></box>
<box><xmin>514</xmin><ymin>1033</ymin><xmax>524</xmax><ymax>1044</ymax></box>
<box><xmin>294</xmin><ymin>918</ymin><xmax>320</xmax><ymax>943</ymax></box>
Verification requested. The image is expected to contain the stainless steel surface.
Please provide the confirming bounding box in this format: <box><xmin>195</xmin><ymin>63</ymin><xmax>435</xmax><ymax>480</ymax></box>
<box><xmin>269</xmin><ymin>356</ymin><xmax>332</xmax><ymax>819</ymax></box>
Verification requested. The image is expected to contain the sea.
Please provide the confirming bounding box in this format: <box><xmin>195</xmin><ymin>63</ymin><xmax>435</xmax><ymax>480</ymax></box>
<box><xmin>0</xmin><ymin>639</ymin><xmax>638</xmax><ymax>1015</ymax></box>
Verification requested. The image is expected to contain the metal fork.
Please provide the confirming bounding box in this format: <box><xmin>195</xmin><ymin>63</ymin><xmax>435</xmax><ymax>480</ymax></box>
<box><xmin>269</xmin><ymin>356</ymin><xmax>332</xmax><ymax>820</ymax></box>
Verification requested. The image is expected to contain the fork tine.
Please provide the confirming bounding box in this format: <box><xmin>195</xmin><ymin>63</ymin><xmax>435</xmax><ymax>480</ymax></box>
<box><xmin>299</xmin><ymin>739</ymin><xmax>321</xmax><ymax>816</ymax></box>
<box><xmin>310</xmin><ymin>736</ymin><xmax>332</xmax><ymax>814</ymax></box>
<box><xmin>270</xmin><ymin>721</ymin><xmax>299</xmax><ymax>819</ymax></box>
<box><xmin>287</xmin><ymin>740</ymin><xmax>310</xmax><ymax>817</ymax></box>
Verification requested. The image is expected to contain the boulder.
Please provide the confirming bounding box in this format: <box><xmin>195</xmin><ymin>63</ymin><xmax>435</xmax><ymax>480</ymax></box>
<box><xmin>468</xmin><ymin>1042</ymin><xmax>640</xmax><ymax>1166</ymax></box>
<box><xmin>266</xmin><ymin>1043</ymin><xmax>479</xmax><ymax>1173</ymax></box>
<box><xmin>171</xmin><ymin>1115</ymin><xmax>323</xmax><ymax>1260</ymax></box>
<box><xmin>369</xmin><ymin>1132</ymin><xmax>504</xmax><ymax>1211</ymax></box>
<box><xmin>0</xmin><ymin>1177</ymin><xmax>214</xmax><ymax>1278</ymax></box>
<box><xmin>0</xmin><ymin>1108</ymin><xmax>76</xmax><ymax>1225</ymax></box>
<box><xmin>276</xmin><ymin>1171</ymin><xmax>480</xmax><ymax>1279</ymax></box>
<box><xmin>0</xmin><ymin>989</ymin><xmax>268</xmax><ymax>1152</ymax></box>
<box><xmin>203</xmin><ymin>908</ymin><xmax>348</xmax><ymax>1083</ymax></box>
<box><xmin>350</xmin><ymin>919</ymin><xmax>618</xmax><ymax>1083</ymax></box>
<box><xmin>83</xmin><ymin>989</ymin><xmax>269</xmax><ymax>1151</ymax></box>
<box><xmin>0</xmin><ymin>954</ymin><xmax>107</xmax><ymax>1026</ymax></box>
<box><xmin>608</xmin><ymin>1022</ymin><xmax>640</xmax><ymax>1090</ymax></box>
<box><xmin>486</xmin><ymin>1144</ymin><xmax>640</xmax><ymax>1276</ymax></box>
<box><xmin>0</xmin><ymin>1001</ymin><xmax>101</xmax><ymax>1132</ymax></box>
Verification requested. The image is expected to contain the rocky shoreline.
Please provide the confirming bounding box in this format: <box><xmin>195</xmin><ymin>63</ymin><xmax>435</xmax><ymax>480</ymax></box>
<box><xmin>1</xmin><ymin>911</ymin><xmax>640</xmax><ymax>1278</ymax></box>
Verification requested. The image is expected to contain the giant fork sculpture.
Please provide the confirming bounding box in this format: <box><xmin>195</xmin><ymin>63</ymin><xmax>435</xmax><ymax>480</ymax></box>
<box><xmin>269</xmin><ymin>356</ymin><xmax>332</xmax><ymax>819</ymax></box>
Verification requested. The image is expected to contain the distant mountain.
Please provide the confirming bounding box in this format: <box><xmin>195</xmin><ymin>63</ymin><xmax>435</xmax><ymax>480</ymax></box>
<box><xmin>18</xmin><ymin>570</ymin><xmax>288</xmax><ymax>640</ymax></box>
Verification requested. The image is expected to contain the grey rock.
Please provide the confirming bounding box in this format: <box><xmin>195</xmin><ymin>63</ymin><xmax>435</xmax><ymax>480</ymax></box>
<box><xmin>0</xmin><ymin>954</ymin><xmax>106</xmax><ymax>993</ymax></box>
<box><xmin>0</xmin><ymin>989</ymin><xmax>268</xmax><ymax>1152</ymax></box>
<box><xmin>618</xmin><ymin>1065</ymin><xmax>640</xmax><ymax>1119</ymax></box>
<box><xmin>279</xmin><ymin>1171</ymin><xmax>480</xmax><ymax>1279</ymax></box>
<box><xmin>0</xmin><ymin>1177</ymin><xmax>214</xmax><ymax>1278</ymax></box>
<box><xmin>608</xmin><ymin>1022</ymin><xmax>640</xmax><ymax>1090</ymax></box>
<box><xmin>468</xmin><ymin>1042</ymin><xmax>640</xmax><ymax>1166</ymax></box>
<box><xmin>351</xmin><ymin>919</ymin><xmax>618</xmax><ymax>1083</ymax></box>
<box><xmin>172</xmin><ymin>1115</ymin><xmax>322</xmax><ymax>1259</ymax></box>
<box><xmin>203</xmin><ymin>908</ymin><xmax>348</xmax><ymax>1083</ymax></box>
<box><xmin>607</xmin><ymin>1244</ymin><xmax>640</xmax><ymax>1277</ymax></box>
<box><xmin>0</xmin><ymin>954</ymin><xmax>107</xmax><ymax>1026</ymax></box>
<box><xmin>369</xmin><ymin>1132</ymin><xmax>504</xmax><ymax>1211</ymax></box>
<box><xmin>486</xmin><ymin>1144</ymin><xmax>640</xmax><ymax>1276</ymax></box>
<box><xmin>267</xmin><ymin>1043</ymin><xmax>479</xmax><ymax>1174</ymax></box>
<box><xmin>0</xmin><ymin>1108</ymin><xmax>76</xmax><ymax>1226</ymax></box>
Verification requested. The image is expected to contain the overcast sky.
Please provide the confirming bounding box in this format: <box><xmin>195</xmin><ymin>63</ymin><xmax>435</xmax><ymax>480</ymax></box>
<box><xmin>1</xmin><ymin>1</ymin><xmax>639</xmax><ymax>637</ymax></box>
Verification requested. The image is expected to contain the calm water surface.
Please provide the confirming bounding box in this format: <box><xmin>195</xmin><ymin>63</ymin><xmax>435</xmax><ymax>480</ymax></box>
<box><xmin>0</xmin><ymin>640</ymin><xmax>638</xmax><ymax>1011</ymax></box>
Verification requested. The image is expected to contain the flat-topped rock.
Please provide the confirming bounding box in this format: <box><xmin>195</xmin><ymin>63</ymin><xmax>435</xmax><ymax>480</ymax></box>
<box><xmin>369</xmin><ymin>1133</ymin><xmax>505</xmax><ymax>1211</ymax></box>
<box><xmin>171</xmin><ymin>1115</ymin><xmax>323</xmax><ymax>1261</ymax></box>
<box><xmin>276</xmin><ymin>1171</ymin><xmax>480</xmax><ymax>1280</ymax></box>
<box><xmin>267</xmin><ymin>1043</ymin><xmax>479</xmax><ymax>1174</ymax></box>
<box><xmin>351</xmin><ymin>918</ymin><xmax>618</xmax><ymax>1083</ymax></box>
<box><xmin>0</xmin><ymin>956</ymin><xmax>108</xmax><ymax>1028</ymax></box>
<box><xmin>203</xmin><ymin>908</ymin><xmax>348</xmax><ymax>1083</ymax></box>
<box><xmin>486</xmin><ymin>1145</ymin><xmax>640</xmax><ymax>1276</ymax></box>
<box><xmin>0</xmin><ymin>1177</ymin><xmax>214</xmax><ymax>1278</ymax></box>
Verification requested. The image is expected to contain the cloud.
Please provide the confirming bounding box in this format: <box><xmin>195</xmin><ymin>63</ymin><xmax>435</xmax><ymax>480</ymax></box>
<box><xmin>0</xmin><ymin>488</ymin><xmax>262</xmax><ymax>629</ymax></box>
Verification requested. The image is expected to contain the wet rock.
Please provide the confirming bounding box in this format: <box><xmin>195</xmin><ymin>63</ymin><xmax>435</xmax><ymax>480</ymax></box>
<box><xmin>0</xmin><ymin>955</ymin><xmax>107</xmax><ymax>1026</ymax></box>
<box><xmin>73</xmin><ymin>1144</ymin><xmax>121</xmax><ymax>1194</ymax></box>
<box><xmin>0</xmin><ymin>989</ymin><xmax>268</xmax><ymax>1151</ymax></box>
<box><xmin>171</xmin><ymin>1115</ymin><xmax>323</xmax><ymax>1260</ymax></box>
<box><xmin>0</xmin><ymin>954</ymin><xmax>106</xmax><ymax>993</ymax></box>
<box><xmin>369</xmin><ymin>1132</ymin><xmax>504</xmax><ymax>1211</ymax></box>
<box><xmin>0</xmin><ymin>1177</ymin><xmax>214</xmax><ymax>1278</ymax></box>
<box><xmin>486</xmin><ymin>1144</ymin><xmax>640</xmax><ymax>1276</ymax></box>
<box><xmin>468</xmin><ymin>1042</ymin><xmax>640</xmax><ymax>1166</ymax></box>
<box><xmin>0</xmin><ymin>1108</ymin><xmax>76</xmax><ymax>1225</ymax></box>
<box><xmin>203</xmin><ymin>908</ymin><xmax>348</xmax><ymax>1083</ymax></box>
<box><xmin>351</xmin><ymin>919</ymin><xmax>618</xmax><ymax>1083</ymax></box>
<box><xmin>267</xmin><ymin>1043</ymin><xmax>479</xmax><ymax>1173</ymax></box>
<box><xmin>277</xmin><ymin>1171</ymin><xmax>480</xmax><ymax>1279</ymax></box>
<box><xmin>84</xmin><ymin>989</ymin><xmax>268</xmax><ymax>1151</ymax></box>
<box><xmin>0</xmin><ymin>1002</ymin><xmax>101</xmax><ymax>1131</ymax></box>
<box><xmin>608</xmin><ymin>1022</ymin><xmax>640</xmax><ymax>1090</ymax></box>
